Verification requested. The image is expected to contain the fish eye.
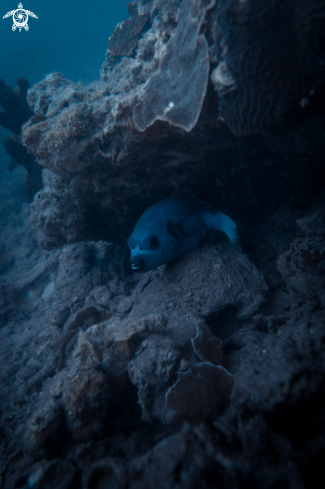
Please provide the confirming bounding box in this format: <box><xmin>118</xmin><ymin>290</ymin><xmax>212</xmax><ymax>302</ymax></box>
<box><xmin>149</xmin><ymin>236</ymin><xmax>158</xmax><ymax>250</ymax></box>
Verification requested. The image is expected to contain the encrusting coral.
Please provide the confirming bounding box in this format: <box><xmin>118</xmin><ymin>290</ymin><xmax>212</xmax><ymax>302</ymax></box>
<box><xmin>1</xmin><ymin>0</ymin><xmax>325</xmax><ymax>487</ymax></box>
<box><xmin>19</xmin><ymin>0</ymin><xmax>325</xmax><ymax>250</ymax></box>
<box><xmin>22</xmin><ymin>240</ymin><xmax>265</xmax><ymax>442</ymax></box>
<box><xmin>164</xmin><ymin>318</ymin><xmax>234</xmax><ymax>424</ymax></box>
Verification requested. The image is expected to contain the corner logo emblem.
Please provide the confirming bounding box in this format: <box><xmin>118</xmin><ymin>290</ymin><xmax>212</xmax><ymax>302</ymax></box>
<box><xmin>3</xmin><ymin>3</ymin><xmax>38</xmax><ymax>32</ymax></box>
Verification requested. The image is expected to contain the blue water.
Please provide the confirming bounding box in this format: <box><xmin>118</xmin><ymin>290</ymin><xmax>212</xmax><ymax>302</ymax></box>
<box><xmin>0</xmin><ymin>0</ymin><xmax>129</xmax><ymax>176</ymax></box>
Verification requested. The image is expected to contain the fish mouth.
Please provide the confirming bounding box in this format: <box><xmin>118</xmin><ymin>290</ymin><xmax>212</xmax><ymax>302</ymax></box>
<box><xmin>131</xmin><ymin>258</ymin><xmax>144</xmax><ymax>272</ymax></box>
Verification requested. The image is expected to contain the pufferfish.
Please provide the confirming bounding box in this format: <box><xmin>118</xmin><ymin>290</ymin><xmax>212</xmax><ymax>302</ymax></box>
<box><xmin>127</xmin><ymin>198</ymin><xmax>238</xmax><ymax>273</ymax></box>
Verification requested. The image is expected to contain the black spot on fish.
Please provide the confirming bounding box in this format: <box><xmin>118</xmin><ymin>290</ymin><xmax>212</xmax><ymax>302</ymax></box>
<box><xmin>127</xmin><ymin>198</ymin><xmax>238</xmax><ymax>273</ymax></box>
<box><xmin>149</xmin><ymin>236</ymin><xmax>158</xmax><ymax>249</ymax></box>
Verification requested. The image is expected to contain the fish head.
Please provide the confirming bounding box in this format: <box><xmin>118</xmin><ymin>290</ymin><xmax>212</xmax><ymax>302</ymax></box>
<box><xmin>127</xmin><ymin>199</ymin><xmax>205</xmax><ymax>273</ymax></box>
<box><xmin>127</xmin><ymin>230</ymin><xmax>174</xmax><ymax>273</ymax></box>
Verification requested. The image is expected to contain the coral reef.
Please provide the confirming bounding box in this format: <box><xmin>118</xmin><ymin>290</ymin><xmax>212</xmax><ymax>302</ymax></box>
<box><xmin>133</xmin><ymin>0</ymin><xmax>210</xmax><ymax>132</ymax></box>
<box><xmin>1</xmin><ymin>195</ymin><xmax>325</xmax><ymax>487</ymax></box>
<box><xmin>211</xmin><ymin>0</ymin><xmax>325</xmax><ymax>135</ymax></box>
<box><xmin>191</xmin><ymin>316</ymin><xmax>223</xmax><ymax>364</ymax></box>
<box><xmin>15</xmin><ymin>239</ymin><xmax>266</xmax><ymax>445</ymax></box>
<box><xmin>163</xmin><ymin>363</ymin><xmax>234</xmax><ymax>424</ymax></box>
<box><xmin>1</xmin><ymin>0</ymin><xmax>325</xmax><ymax>487</ymax></box>
<box><xmin>20</xmin><ymin>0</ymin><xmax>325</xmax><ymax>250</ymax></box>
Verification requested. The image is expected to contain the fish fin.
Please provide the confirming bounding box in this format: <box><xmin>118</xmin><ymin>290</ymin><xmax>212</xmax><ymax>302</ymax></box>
<box><xmin>206</xmin><ymin>211</ymin><xmax>238</xmax><ymax>244</ymax></box>
<box><xmin>167</xmin><ymin>220</ymin><xmax>182</xmax><ymax>239</ymax></box>
<box><xmin>175</xmin><ymin>218</ymin><xmax>205</xmax><ymax>237</ymax></box>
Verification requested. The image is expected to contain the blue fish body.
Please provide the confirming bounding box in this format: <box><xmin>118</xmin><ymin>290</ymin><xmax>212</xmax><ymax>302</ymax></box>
<box><xmin>127</xmin><ymin>198</ymin><xmax>238</xmax><ymax>273</ymax></box>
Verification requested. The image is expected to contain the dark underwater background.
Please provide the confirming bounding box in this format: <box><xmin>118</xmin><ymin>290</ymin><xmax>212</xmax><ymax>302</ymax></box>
<box><xmin>1</xmin><ymin>1</ymin><xmax>325</xmax><ymax>488</ymax></box>
<box><xmin>0</xmin><ymin>0</ymin><xmax>129</xmax><ymax>206</ymax></box>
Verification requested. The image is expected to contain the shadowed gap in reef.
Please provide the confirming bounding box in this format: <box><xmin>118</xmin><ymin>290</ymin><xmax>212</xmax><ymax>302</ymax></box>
<box><xmin>204</xmin><ymin>306</ymin><xmax>241</xmax><ymax>340</ymax></box>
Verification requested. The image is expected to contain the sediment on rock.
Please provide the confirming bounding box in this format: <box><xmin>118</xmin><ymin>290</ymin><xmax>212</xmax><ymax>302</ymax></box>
<box><xmin>17</xmin><ymin>0</ymin><xmax>325</xmax><ymax>250</ymax></box>
<box><xmin>1</xmin><ymin>0</ymin><xmax>325</xmax><ymax>488</ymax></box>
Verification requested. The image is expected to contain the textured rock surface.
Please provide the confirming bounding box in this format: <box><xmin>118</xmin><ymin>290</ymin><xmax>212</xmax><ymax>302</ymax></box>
<box><xmin>1</xmin><ymin>195</ymin><xmax>325</xmax><ymax>488</ymax></box>
<box><xmin>163</xmin><ymin>363</ymin><xmax>234</xmax><ymax>423</ymax></box>
<box><xmin>19</xmin><ymin>0</ymin><xmax>325</xmax><ymax>250</ymax></box>
<box><xmin>211</xmin><ymin>0</ymin><xmax>325</xmax><ymax>135</ymax></box>
<box><xmin>133</xmin><ymin>0</ymin><xmax>210</xmax><ymax>131</ymax></box>
<box><xmin>18</xmin><ymin>239</ymin><xmax>266</xmax><ymax>439</ymax></box>
<box><xmin>1</xmin><ymin>0</ymin><xmax>325</xmax><ymax>488</ymax></box>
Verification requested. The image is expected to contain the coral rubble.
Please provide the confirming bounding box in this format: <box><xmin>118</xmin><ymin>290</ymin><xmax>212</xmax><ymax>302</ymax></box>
<box><xmin>1</xmin><ymin>199</ymin><xmax>325</xmax><ymax>488</ymax></box>
<box><xmin>1</xmin><ymin>0</ymin><xmax>325</xmax><ymax>488</ymax></box>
